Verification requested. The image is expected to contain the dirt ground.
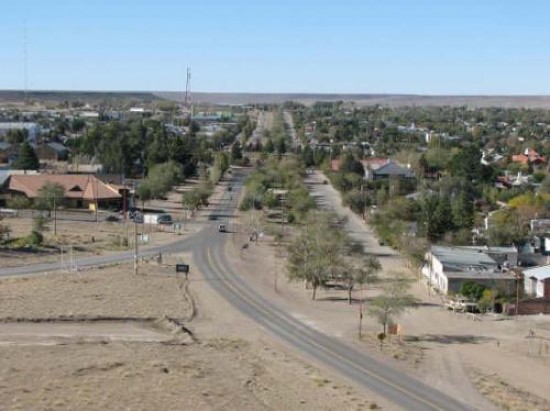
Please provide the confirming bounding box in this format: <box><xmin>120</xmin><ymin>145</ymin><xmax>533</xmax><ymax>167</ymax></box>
<box><xmin>0</xmin><ymin>216</ymin><xmax>186</xmax><ymax>269</ymax></box>
<box><xmin>228</xmin><ymin>212</ymin><xmax>550</xmax><ymax>411</ymax></box>
<box><xmin>0</xmin><ymin>257</ymin><xmax>384</xmax><ymax>411</ymax></box>
<box><xmin>4</xmin><ymin>172</ymin><xmax>549</xmax><ymax>410</ymax></box>
<box><xmin>2</xmin><ymin>129</ymin><xmax>550</xmax><ymax>411</ymax></box>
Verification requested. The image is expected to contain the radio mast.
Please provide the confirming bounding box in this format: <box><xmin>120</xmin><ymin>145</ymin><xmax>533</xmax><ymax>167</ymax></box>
<box><xmin>183</xmin><ymin>67</ymin><xmax>192</xmax><ymax>114</ymax></box>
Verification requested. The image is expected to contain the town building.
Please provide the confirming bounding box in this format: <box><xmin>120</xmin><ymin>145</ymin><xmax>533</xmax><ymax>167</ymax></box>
<box><xmin>422</xmin><ymin>245</ymin><xmax>517</xmax><ymax>295</ymax></box>
<box><xmin>522</xmin><ymin>265</ymin><xmax>550</xmax><ymax>298</ymax></box>
<box><xmin>5</xmin><ymin>174</ymin><xmax>126</xmax><ymax>210</ymax></box>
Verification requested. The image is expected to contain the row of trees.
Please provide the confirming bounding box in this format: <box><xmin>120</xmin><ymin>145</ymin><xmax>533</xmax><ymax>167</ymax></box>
<box><xmin>286</xmin><ymin>211</ymin><xmax>379</xmax><ymax>300</ymax></box>
<box><xmin>239</xmin><ymin>157</ymin><xmax>316</xmax><ymax>223</ymax></box>
<box><xmin>137</xmin><ymin>161</ymin><xmax>184</xmax><ymax>203</ymax></box>
<box><xmin>285</xmin><ymin>210</ymin><xmax>417</xmax><ymax>335</ymax></box>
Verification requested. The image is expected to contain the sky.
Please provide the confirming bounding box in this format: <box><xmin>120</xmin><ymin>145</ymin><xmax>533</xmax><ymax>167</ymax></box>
<box><xmin>1</xmin><ymin>0</ymin><xmax>550</xmax><ymax>94</ymax></box>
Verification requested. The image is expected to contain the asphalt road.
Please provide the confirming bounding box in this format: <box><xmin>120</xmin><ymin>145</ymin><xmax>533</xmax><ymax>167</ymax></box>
<box><xmin>192</xmin><ymin>171</ymin><xmax>473</xmax><ymax>411</ymax></box>
<box><xmin>0</xmin><ymin>169</ymin><xmax>473</xmax><ymax>410</ymax></box>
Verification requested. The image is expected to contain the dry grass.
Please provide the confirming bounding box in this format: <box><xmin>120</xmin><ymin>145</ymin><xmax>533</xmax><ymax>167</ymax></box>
<box><xmin>0</xmin><ymin>339</ymin><xmax>378</xmax><ymax>411</ymax></box>
<box><xmin>0</xmin><ymin>261</ymin><xmax>193</xmax><ymax>321</ymax></box>
<box><xmin>0</xmin><ymin>216</ymin><xmax>181</xmax><ymax>268</ymax></box>
<box><xmin>470</xmin><ymin>369</ymin><xmax>550</xmax><ymax>411</ymax></box>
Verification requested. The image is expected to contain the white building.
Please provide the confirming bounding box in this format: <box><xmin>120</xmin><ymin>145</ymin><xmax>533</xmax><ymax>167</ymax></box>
<box><xmin>522</xmin><ymin>266</ymin><xmax>550</xmax><ymax>298</ymax></box>
<box><xmin>422</xmin><ymin>246</ymin><xmax>516</xmax><ymax>295</ymax></box>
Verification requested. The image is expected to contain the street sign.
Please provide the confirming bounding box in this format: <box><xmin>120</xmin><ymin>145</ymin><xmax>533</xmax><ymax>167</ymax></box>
<box><xmin>176</xmin><ymin>264</ymin><xmax>190</xmax><ymax>273</ymax></box>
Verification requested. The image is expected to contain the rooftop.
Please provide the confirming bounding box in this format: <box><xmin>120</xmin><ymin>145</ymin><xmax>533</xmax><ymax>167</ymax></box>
<box><xmin>522</xmin><ymin>265</ymin><xmax>550</xmax><ymax>281</ymax></box>
<box><xmin>458</xmin><ymin>245</ymin><xmax>517</xmax><ymax>254</ymax></box>
<box><xmin>8</xmin><ymin>174</ymin><xmax>121</xmax><ymax>200</ymax></box>
<box><xmin>430</xmin><ymin>245</ymin><xmax>497</xmax><ymax>271</ymax></box>
<box><xmin>372</xmin><ymin>161</ymin><xmax>415</xmax><ymax>178</ymax></box>
<box><xmin>444</xmin><ymin>270</ymin><xmax>517</xmax><ymax>280</ymax></box>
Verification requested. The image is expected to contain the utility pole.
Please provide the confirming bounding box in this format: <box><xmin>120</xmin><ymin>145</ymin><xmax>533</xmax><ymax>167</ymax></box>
<box><xmin>358</xmin><ymin>284</ymin><xmax>364</xmax><ymax>339</ymax></box>
<box><xmin>133</xmin><ymin>221</ymin><xmax>138</xmax><ymax>276</ymax></box>
<box><xmin>60</xmin><ymin>246</ymin><xmax>64</xmax><ymax>271</ymax></box>
<box><xmin>515</xmin><ymin>271</ymin><xmax>520</xmax><ymax>317</ymax></box>
<box><xmin>69</xmin><ymin>245</ymin><xmax>75</xmax><ymax>272</ymax></box>
<box><xmin>360</xmin><ymin>184</ymin><xmax>366</xmax><ymax>220</ymax></box>
<box><xmin>53</xmin><ymin>193</ymin><xmax>57</xmax><ymax>236</ymax></box>
<box><xmin>281</xmin><ymin>189</ymin><xmax>286</xmax><ymax>237</ymax></box>
<box><xmin>95</xmin><ymin>177</ymin><xmax>99</xmax><ymax>229</ymax></box>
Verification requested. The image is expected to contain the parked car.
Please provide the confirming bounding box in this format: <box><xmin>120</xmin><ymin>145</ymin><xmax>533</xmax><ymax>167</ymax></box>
<box><xmin>445</xmin><ymin>298</ymin><xmax>478</xmax><ymax>312</ymax></box>
<box><xmin>130</xmin><ymin>213</ymin><xmax>144</xmax><ymax>223</ymax></box>
<box><xmin>157</xmin><ymin>214</ymin><xmax>173</xmax><ymax>224</ymax></box>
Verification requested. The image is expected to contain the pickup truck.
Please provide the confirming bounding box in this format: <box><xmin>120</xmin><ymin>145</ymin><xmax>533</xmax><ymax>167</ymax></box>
<box><xmin>445</xmin><ymin>298</ymin><xmax>478</xmax><ymax>312</ymax></box>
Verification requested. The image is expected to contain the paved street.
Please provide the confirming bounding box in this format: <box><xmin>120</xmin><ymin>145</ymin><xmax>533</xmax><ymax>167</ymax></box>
<box><xmin>0</xmin><ymin>169</ymin><xmax>472</xmax><ymax>410</ymax></box>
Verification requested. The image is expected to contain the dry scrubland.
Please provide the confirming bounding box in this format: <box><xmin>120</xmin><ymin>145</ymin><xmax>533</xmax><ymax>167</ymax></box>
<box><xmin>0</xmin><ymin>216</ymin><xmax>178</xmax><ymax>269</ymax></box>
<box><xmin>0</xmin><ymin>262</ymin><xmax>193</xmax><ymax>320</ymax></box>
<box><xmin>0</xmin><ymin>259</ymin><xmax>380</xmax><ymax>410</ymax></box>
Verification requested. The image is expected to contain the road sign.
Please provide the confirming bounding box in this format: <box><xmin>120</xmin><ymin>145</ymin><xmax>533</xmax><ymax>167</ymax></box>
<box><xmin>176</xmin><ymin>264</ymin><xmax>189</xmax><ymax>273</ymax></box>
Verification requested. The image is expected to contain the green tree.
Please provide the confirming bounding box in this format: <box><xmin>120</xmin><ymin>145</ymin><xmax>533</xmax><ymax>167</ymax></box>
<box><xmin>459</xmin><ymin>280</ymin><xmax>486</xmax><ymax>301</ymax></box>
<box><xmin>539</xmin><ymin>175</ymin><xmax>550</xmax><ymax>194</ymax></box>
<box><xmin>138</xmin><ymin>161</ymin><xmax>183</xmax><ymax>201</ymax></box>
<box><xmin>286</xmin><ymin>212</ymin><xmax>347</xmax><ymax>300</ymax></box>
<box><xmin>345</xmin><ymin>256</ymin><xmax>381</xmax><ymax>305</ymax></box>
<box><xmin>275</xmin><ymin>137</ymin><xmax>287</xmax><ymax>155</ymax></box>
<box><xmin>12</xmin><ymin>141</ymin><xmax>39</xmax><ymax>170</ymax></box>
<box><xmin>433</xmin><ymin>195</ymin><xmax>454</xmax><ymax>238</ymax></box>
<box><xmin>35</xmin><ymin>182</ymin><xmax>66</xmax><ymax>211</ymax></box>
<box><xmin>340</xmin><ymin>152</ymin><xmax>364</xmax><ymax>176</ymax></box>
<box><xmin>230</xmin><ymin>142</ymin><xmax>243</xmax><ymax>163</ymax></box>
<box><xmin>452</xmin><ymin>188</ymin><xmax>475</xmax><ymax>230</ymax></box>
<box><xmin>6</xmin><ymin>196</ymin><xmax>32</xmax><ymax>210</ymax></box>
<box><xmin>6</xmin><ymin>129</ymin><xmax>28</xmax><ymax>145</ymax></box>
<box><xmin>264</xmin><ymin>139</ymin><xmax>275</xmax><ymax>154</ymax></box>
<box><xmin>367</xmin><ymin>274</ymin><xmax>418</xmax><ymax>335</ymax></box>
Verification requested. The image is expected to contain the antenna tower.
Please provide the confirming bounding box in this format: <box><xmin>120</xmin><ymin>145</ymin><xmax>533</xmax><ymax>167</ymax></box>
<box><xmin>184</xmin><ymin>67</ymin><xmax>192</xmax><ymax>111</ymax></box>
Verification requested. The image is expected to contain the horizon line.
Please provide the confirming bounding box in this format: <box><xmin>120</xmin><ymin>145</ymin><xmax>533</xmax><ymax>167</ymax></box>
<box><xmin>2</xmin><ymin>88</ymin><xmax>550</xmax><ymax>98</ymax></box>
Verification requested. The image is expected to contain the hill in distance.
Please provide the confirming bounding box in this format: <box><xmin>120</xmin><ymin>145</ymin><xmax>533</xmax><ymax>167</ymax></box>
<box><xmin>3</xmin><ymin>90</ymin><xmax>550</xmax><ymax>109</ymax></box>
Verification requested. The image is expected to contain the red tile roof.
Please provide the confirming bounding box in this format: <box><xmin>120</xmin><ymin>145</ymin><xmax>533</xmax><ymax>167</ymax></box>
<box><xmin>8</xmin><ymin>174</ymin><xmax>122</xmax><ymax>200</ymax></box>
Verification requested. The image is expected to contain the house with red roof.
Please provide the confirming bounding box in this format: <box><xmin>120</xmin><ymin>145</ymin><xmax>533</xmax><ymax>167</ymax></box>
<box><xmin>511</xmin><ymin>148</ymin><xmax>546</xmax><ymax>166</ymax></box>
<box><xmin>5</xmin><ymin>174</ymin><xmax>127</xmax><ymax>210</ymax></box>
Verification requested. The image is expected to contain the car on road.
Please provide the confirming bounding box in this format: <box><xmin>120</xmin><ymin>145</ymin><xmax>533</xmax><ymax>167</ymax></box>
<box><xmin>218</xmin><ymin>224</ymin><xmax>226</xmax><ymax>233</ymax></box>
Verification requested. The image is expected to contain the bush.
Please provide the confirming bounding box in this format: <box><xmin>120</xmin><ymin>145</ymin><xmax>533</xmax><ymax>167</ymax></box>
<box><xmin>459</xmin><ymin>280</ymin><xmax>486</xmax><ymax>301</ymax></box>
<box><xmin>109</xmin><ymin>235</ymin><xmax>128</xmax><ymax>248</ymax></box>
<box><xmin>32</xmin><ymin>215</ymin><xmax>48</xmax><ymax>233</ymax></box>
<box><xmin>26</xmin><ymin>231</ymin><xmax>43</xmax><ymax>246</ymax></box>
<box><xmin>239</xmin><ymin>194</ymin><xmax>262</xmax><ymax>211</ymax></box>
